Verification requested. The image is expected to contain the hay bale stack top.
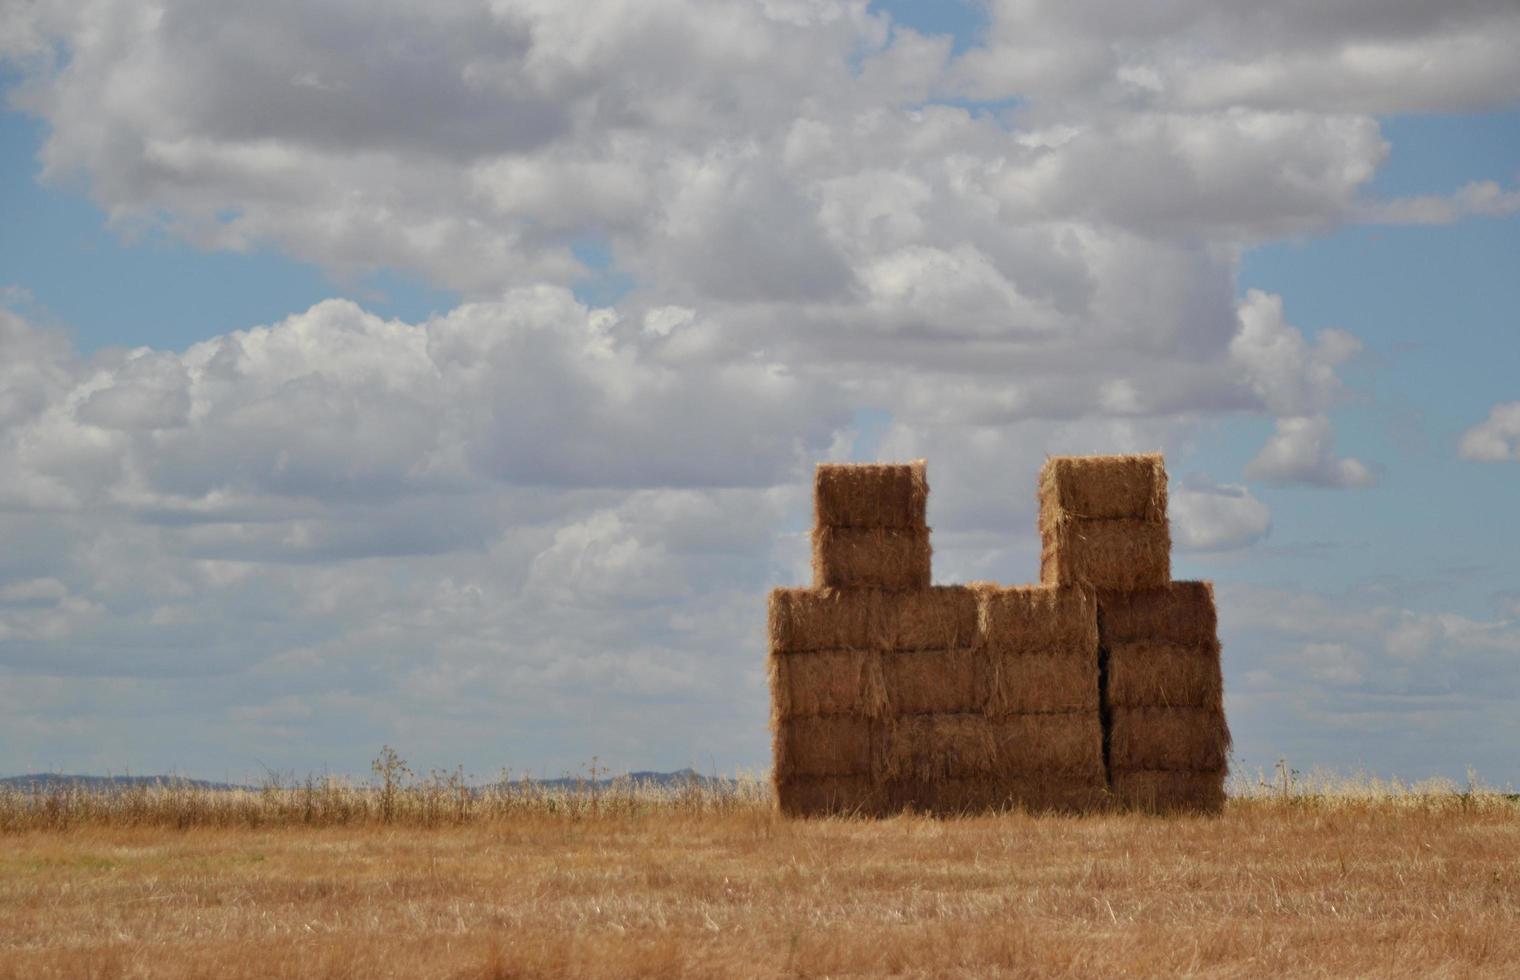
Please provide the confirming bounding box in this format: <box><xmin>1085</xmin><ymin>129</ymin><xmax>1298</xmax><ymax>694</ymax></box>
<box><xmin>768</xmin><ymin>454</ymin><xmax>1230</xmax><ymax>816</ymax></box>
<box><xmin>1039</xmin><ymin>453</ymin><xmax>1170</xmax><ymax>591</ymax></box>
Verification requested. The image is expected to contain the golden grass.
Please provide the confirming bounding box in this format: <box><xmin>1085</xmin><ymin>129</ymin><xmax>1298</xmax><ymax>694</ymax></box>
<box><xmin>1</xmin><ymin>763</ymin><xmax>1517</xmax><ymax>979</ymax></box>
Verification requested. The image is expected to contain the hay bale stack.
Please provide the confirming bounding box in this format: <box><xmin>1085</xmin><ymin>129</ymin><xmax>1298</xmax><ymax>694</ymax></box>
<box><xmin>968</xmin><ymin>585</ymin><xmax>1106</xmax><ymax>807</ymax></box>
<box><xmin>770</xmin><ymin>455</ymin><xmax>1230</xmax><ymax>817</ymax></box>
<box><xmin>1039</xmin><ymin>454</ymin><xmax>1169</xmax><ymax>591</ymax></box>
<box><xmin>770</xmin><ymin>577</ymin><xmax>982</xmax><ymax>815</ymax></box>
<box><xmin>1099</xmin><ymin>582</ymin><xmax>1230</xmax><ymax>812</ymax></box>
<box><xmin>812</xmin><ymin>462</ymin><xmax>931</xmax><ymax>591</ymax></box>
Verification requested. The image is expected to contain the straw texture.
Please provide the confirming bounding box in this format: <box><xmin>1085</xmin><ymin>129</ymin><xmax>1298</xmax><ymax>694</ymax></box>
<box><xmin>1098</xmin><ymin>581</ymin><xmax>1218</xmax><ymax>647</ymax></box>
<box><xmin>814</xmin><ymin>462</ymin><xmax>928</xmax><ymax>529</ymax></box>
<box><xmin>773</xmin><ymin>716</ymin><xmax>886</xmax><ymax>779</ymax></box>
<box><xmin>981</xmin><ymin>585</ymin><xmax>1099</xmax><ymax>655</ymax></box>
<box><xmin>1109</xmin><ymin>706</ymin><xmax>1232</xmax><ymax>771</ymax></box>
<box><xmin>812</xmin><ymin>526</ymin><xmax>932</xmax><ymax>591</ymax></box>
<box><xmin>1038</xmin><ymin>454</ymin><xmax>1167</xmax><ymax>525</ymax></box>
<box><xmin>1040</xmin><ymin>518</ymin><xmax>1170</xmax><ymax>590</ymax></box>
<box><xmin>1110</xmin><ymin>769</ymin><xmax>1226</xmax><ymax>813</ymax></box>
<box><xmin>1105</xmin><ymin>641</ymin><xmax>1223</xmax><ymax>710</ymax></box>
<box><xmin>769</xmin><ymin>649</ymin><xmax>889</xmax><ymax>719</ymax></box>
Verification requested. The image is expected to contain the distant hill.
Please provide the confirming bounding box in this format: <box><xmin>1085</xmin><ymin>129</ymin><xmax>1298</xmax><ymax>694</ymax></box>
<box><xmin>0</xmin><ymin>773</ymin><xmax>247</xmax><ymax>792</ymax></box>
<box><xmin>0</xmin><ymin>769</ymin><xmax>742</xmax><ymax>793</ymax></box>
<box><xmin>504</xmin><ymin>768</ymin><xmax>740</xmax><ymax>791</ymax></box>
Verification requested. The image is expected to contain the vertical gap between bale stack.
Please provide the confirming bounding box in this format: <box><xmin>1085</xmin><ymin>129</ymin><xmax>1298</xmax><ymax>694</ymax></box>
<box><xmin>1096</xmin><ymin>605</ymin><xmax>1114</xmax><ymax>790</ymax></box>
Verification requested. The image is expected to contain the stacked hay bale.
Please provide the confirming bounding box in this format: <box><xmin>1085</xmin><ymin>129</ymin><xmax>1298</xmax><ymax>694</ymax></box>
<box><xmin>769</xmin><ymin>453</ymin><xmax>1229</xmax><ymax>817</ymax></box>
<box><xmin>771</xmin><ymin>461</ymin><xmax>956</xmax><ymax>815</ymax></box>
<box><xmin>1037</xmin><ymin>453</ymin><xmax>1230</xmax><ymax>813</ymax></box>
<box><xmin>959</xmin><ymin>585</ymin><xmax>1107</xmax><ymax>812</ymax></box>
<box><xmin>1100</xmin><ymin>583</ymin><xmax>1230</xmax><ymax>811</ymax></box>
<box><xmin>771</xmin><ymin>462</ymin><xmax>1108</xmax><ymax>816</ymax></box>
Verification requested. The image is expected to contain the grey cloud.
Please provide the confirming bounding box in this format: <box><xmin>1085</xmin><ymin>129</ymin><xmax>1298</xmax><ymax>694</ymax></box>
<box><xmin>958</xmin><ymin>0</ymin><xmax>1520</xmax><ymax>114</ymax></box>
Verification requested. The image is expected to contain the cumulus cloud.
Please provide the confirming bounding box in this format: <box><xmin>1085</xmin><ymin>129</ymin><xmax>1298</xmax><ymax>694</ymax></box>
<box><xmin>1458</xmin><ymin>402</ymin><xmax>1520</xmax><ymax>462</ymax></box>
<box><xmin>1169</xmin><ymin>475</ymin><xmax>1272</xmax><ymax>552</ymax></box>
<box><xmin>4</xmin><ymin>0</ymin><xmax>1517</xmax><ymax>776</ymax></box>
<box><xmin>1244</xmin><ymin>415</ymin><xmax>1376</xmax><ymax>488</ymax></box>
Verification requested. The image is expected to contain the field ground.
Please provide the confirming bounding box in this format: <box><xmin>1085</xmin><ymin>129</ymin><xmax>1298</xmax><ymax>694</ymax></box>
<box><xmin>2</xmin><ymin>777</ymin><xmax>1518</xmax><ymax>979</ymax></box>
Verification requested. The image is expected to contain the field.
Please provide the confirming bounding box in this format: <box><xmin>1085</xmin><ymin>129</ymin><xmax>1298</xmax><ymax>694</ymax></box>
<box><xmin>1</xmin><ymin>770</ymin><xmax>1517</xmax><ymax>979</ymax></box>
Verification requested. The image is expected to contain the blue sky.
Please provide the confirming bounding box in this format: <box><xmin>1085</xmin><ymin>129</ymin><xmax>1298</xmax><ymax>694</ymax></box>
<box><xmin>2</xmin><ymin>0</ymin><xmax>1518</xmax><ymax>785</ymax></box>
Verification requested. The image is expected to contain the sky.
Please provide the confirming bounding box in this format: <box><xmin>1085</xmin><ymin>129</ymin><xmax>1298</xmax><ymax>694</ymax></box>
<box><xmin>1</xmin><ymin>0</ymin><xmax>1518</xmax><ymax>786</ymax></box>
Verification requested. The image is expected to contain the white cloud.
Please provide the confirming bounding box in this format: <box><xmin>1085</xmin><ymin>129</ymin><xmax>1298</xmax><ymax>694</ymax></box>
<box><xmin>1230</xmin><ymin>290</ymin><xmax>1362</xmax><ymax>418</ymax></box>
<box><xmin>1458</xmin><ymin>401</ymin><xmax>1520</xmax><ymax>462</ymax></box>
<box><xmin>1363</xmin><ymin>180</ymin><xmax>1520</xmax><ymax>225</ymax></box>
<box><xmin>1244</xmin><ymin>415</ymin><xmax>1376</xmax><ymax>488</ymax></box>
<box><xmin>1169</xmin><ymin>476</ymin><xmax>1272</xmax><ymax>552</ymax></box>
<box><xmin>5</xmin><ymin>0</ymin><xmax>1519</xmax><ymax>776</ymax></box>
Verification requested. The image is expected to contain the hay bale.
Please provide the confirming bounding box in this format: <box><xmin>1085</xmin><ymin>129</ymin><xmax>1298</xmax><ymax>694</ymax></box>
<box><xmin>885</xmin><ymin>775</ymin><xmax>1109</xmax><ymax>816</ymax></box>
<box><xmin>774</xmin><ymin>716</ymin><xmax>886</xmax><ymax>779</ymax></box>
<box><xmin>883</xmin><ymin>648</ymin><xmax>982</xmax><ymax>715</ymax></box>
<box><xmin>1040</xmin><ymin>518</ymin><xmax>1170</xmax><ymax>591</ymax></box>
<box><xmin>769</xmin><ymin>588</ymin><xmax>884</xmax><ymax>653</ymax></box>
<box><xmin>1098</xmin><ymin>581</ymin><xmax>1217</xmax><ymax>646</ymax></box>
<box><xmin>813</xmin><ymin>525</ymin><xmax>932</xmax><ymax>591</ymax></box>
<box><xmin>991</xmin><ymin>713</ymin><xmax>1104</xmax><ymax>777</ymax></box>
<box><xmin>1038</xmin><ymin>454</ymin><xmax>1167</xmax><ymax>526</ymax></box>
<box><xmin>768</xmin><ymin>587</ymin><xmax>977</xmax><ymax>653</ymax></box>
<box><xmin>980</xmin><ymin>585</ymin><xmax>1098</xmax><ymax>655</ymax></box>
<box><xmin>769</xmin><ymin>649</ymin><xmax>888</xmax><ymax>720</ymax></box>
<box><xmin>1109</xmin><ymin>707</ymin><xmax>1231</xmax><ymax>771</ymax></box>
<box><xmin>815</xmin><ymin>461</ymin><xmax>928</xmax><ymax>528</ymax></box>
<box><xmin>1105</xmin><ymin>641</ymin><xmax>1223</xmax><ymax>710</ymax></box>
<box><xmin>983</xmin><ymin>651</ymin><xmax>1099</xmax><ymax>715</ymax></box>
<box><xmin>892</xmin><ymin>587</ymin><xmax>981</xmax><ymax>650</ymax></box>
<box><xmin>775</xmin><ymin>775</ymin><xmax>887</xmax><ymax>817</ymax></box>
<box><xmin>1110</xmin><ymin>769</ymin><xmax>1225</xmax><ymax>814</ymax></box>
<box><xmin>884</xmin><ymin>713</ymin><xmax>1102</xmax><ymax>780</ymax></box>
<box><xmin>882</xmin><ymin>714</ymin><xmax>997</xmax><ymax>781</ymax></box>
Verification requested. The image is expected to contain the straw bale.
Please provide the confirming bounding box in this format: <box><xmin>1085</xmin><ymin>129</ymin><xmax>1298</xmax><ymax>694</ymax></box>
<box><xmin>768</xmin><ymin>587</ymin><xmax>977</xmax><ymax>653</ymax></box>
<box><xmin>774</xmin><ymin>716</ymin><xmax>885</xmax><ymax>779</ymax></box>
<box><xmin>768</xmin><ymin>588</ymin><xmax>884</xmax><ymax>653</ymax></box>
<box><xmin>775</xmin><ymin>775</ymin><xmax>888</xmax><ymax>817</ymax></box>
<box><xmin>885</xmin><ymin>775</ymin><xmax>1109</xmax><ymax>815</ymax></box>
<box><xmin>769</xmin><ymin>649</ymin><xmax>888</xmax><ymax>720</ymax></box>
<box><xmin>990</xmin><ymin>713</ymin><xmax>1104</xmax><ymax>777</ymax></box>
<box><xmin>891</xmin><ymin>587</ymin><xmax>980</xmax><ymax>650</ymax></box>
<box><xmin>884</xmin><ymin>713</ymin><xmax>1102</xmax><ymax>781</ymax></box>
<box><xmin>882</xmin><ymin>648</ymin><xmax>982</xmax><ymax>715</ymax></box>
<box><xmin>1109</xmin><ymin>707</ymin><xmax>1231</xmax><ymax>771</ymax></box>
<box><xmin>1040</xmin><ymin>518</ymin><xmax>1170</xmax><ymax>591</ymax></box>
<box><xmin>882</xmin><ymin>714</ymin><xmax>997</xmax><ymax>781</ymax></box>
<box><xmin>983</xmin><ymin>651</ymin><xmax>1098</xmax><ymax>715</ymax></box>
<box><xmin>980</xmin><ymin>585</ymin><xmax>1098</xmax><ymax>655</ymax></box>
<box><xmin>1038</xmin><ymin>453</ymin><xmax>1167</xmax><ymax>527</ymax></box>
<box><xmin>1098</xmin><ymin>581</ymin><xmax>1217</xmax><ymax>646</ymax></box>
<box><xmin>1110</xmin><ymin>769</ymin><xmax>1225</xmax><ymax>814</ymax></box>
<box><xmin>815</xmin><ymin>461</ymin><xmax>928</xmax><ymax>529</ymax></box>
<box><xmin>813</xmin><ymin>526</ymin><xmax>932</xmax><ymax>591</ymax></box>
<box><xmin>1105</xmin><ymin>641</ymin><xmax>1222</xmax><ymax>710</ymax></box>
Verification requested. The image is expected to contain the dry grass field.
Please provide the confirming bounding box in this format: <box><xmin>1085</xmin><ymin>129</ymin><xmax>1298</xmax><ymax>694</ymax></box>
<box><xmin>1</xmin><ymin>767</ymin><xmax>1517</xmax><ymax>979</ymax></box>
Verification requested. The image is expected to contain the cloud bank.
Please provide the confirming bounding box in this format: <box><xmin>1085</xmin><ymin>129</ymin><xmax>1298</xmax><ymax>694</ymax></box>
<box><xmin>2</xmin><ymin>0</ymin><xmax>1518</xmax><ymax>777</ymax></box>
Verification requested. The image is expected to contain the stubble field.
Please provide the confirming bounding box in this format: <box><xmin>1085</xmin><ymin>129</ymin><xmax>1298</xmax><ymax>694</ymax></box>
<box><xmin>1</xmin><ymin>776</ymin><xmax>1517</xmax><ymax>979</ymax></box>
